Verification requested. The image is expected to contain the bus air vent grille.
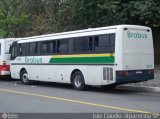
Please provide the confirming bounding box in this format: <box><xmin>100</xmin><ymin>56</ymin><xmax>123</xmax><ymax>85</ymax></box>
<box><xmin>103</xmin><ymin>67</ymin><xmax>113</xmax><ymax>81</ymax></box>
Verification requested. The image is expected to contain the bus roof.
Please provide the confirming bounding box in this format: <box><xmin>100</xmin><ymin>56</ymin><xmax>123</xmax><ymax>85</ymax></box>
<box><xmin>17</xmin><ymin>25</ymin><xmax>150</xmax><ymax>43</ymax></box>
<box><xmin>0</xmin><ymin>38</ymin><xmax>16</xmax><ymax>42</ymax></box>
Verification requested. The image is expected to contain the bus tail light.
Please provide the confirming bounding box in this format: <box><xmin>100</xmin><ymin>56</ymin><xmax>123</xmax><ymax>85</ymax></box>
<box><xmin>117</xmin><ymin>71</ymin><xmax>128</xmax><ymax>77</ymax></box>
<box><xmin>2</xmin><ymin>61</ymin><xmax>6</xmax><ymax>70</ymax></box>
<box><xmin>149</xmin><ymin>69</ymin><xmax>154</xmax><ymax>75</ymax></box>
<box><xmin>2</xmin><ymin>61</ymin><xmax>8</xmax><ymax>71</ymax></box>
<box><xmin>2</xmin><ymin>66</ymin><xmax>7</xmax><ymax>71</ymax></box>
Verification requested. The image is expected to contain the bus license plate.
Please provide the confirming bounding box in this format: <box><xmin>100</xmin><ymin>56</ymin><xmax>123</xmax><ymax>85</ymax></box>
<box><xmin>136</xmin><ymin>71</ymin><xmax>142</xmax><ymax>74</ymax></box>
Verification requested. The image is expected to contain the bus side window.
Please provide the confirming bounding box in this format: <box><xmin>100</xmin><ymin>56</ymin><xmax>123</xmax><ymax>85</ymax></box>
<box><xmin>83</xmin><ymin>37</ymin><xmax>90</xmax><ymax>52</ymax></box>
<box><xmin>22</xmin><ymin>44</ymin><xmax>26</xmax><ymax>55</ymax></box>
<box><xmin>110</xmin><ymin>34</ymin><xmax>115</xmax><ymax>46</ymax></box>
<box><xmin>89</xmin><ymin>37</ymin><xmax>93</xmax><ymax>52</ymax></box>
<box><xmin>41</xmin><ymin>42</ymin><xmax>48</xmax><ymax>54</ymax></box>
<box><xmin>11</xmin><ymin>45</ymin><xmax>18</xmax><ymax>60</ymax></box>
<box><xmin>49</xmin><ymin>41</ymin><xmax>56</xmax><ymax>54</ymax></box>
<box><xmin>69</xmin><ymin>37</ymin><xmax>92</xmax><ymax>54</ymax></box>
<box><xmin>98</xmin><ymin>35</ymin><xmax>110</xmax><ymax>47</ymax></box>
<box><xmin>73</xmin><ymin>37</ymin><xmax>85</xmax><ymax>53</ymax></box>
<box><xmin>68</xmin><ymin>39</ymin><xmax>74</xmax><ymax>54</ymax></box>
<box><xmin>109</xmin><ymin>34</ymin><xmax>115</xmax><ymax>53</ymax></box>
<box><xmin>94</xmin><ymin>35</ymin><xmax>111</xmax><ymax>53</ymax></box>
<box><xmin>26</xmin><ymin>43</ymin><xmax>30</xmax><ymax>55</ymax></box>
<box><xmin>19</xmin><ymin>44</ymin><xmax>22</xmax><ymax>55</ymax></box>
<box><xmin>30</xmin><ymin>42</ymin><xmax>38</xmax><ymax>55</ymax></box>
<box><xmin>18</xmin><ymin>43</ymin><xmax>27</xmax><ymax>56</ymax></box>
<box><xmin>57</xmin><ymin>39</ymin><xmax>68</xmax><ymax>54</ymax></box>
<box><xmin>94</xmin><ymin>36</ymin><xmax>98</xmax><ymax>47</ymax></box>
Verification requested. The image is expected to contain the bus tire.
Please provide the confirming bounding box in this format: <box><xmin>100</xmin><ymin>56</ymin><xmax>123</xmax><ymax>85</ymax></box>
<box><xmin>20</xmin><ymin>70</ymin><xmax>30</xmax><ymax>85</ymax></box>
<box><xmin>72</xmin><ymin>71</ymin><xmax>85</xmax><ymax>90</ymax></box>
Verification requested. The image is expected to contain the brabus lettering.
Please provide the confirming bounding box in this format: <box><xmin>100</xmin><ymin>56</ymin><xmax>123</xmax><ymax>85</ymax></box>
<box><xmin>127</xmin><ymin>31</ymin><xmax>147</xmax><ymax>39</ymax></box>
<box><xmin>25</xmin><ymin>57</ymin><xmax>43</xmax><ymax>63</ymax></box>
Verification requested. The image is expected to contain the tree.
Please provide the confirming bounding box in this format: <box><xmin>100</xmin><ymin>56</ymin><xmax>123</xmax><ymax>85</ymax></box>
<box><xmin>1</xmin><ymin>0</ymin><xmax>160</xmax><ymax>37</ymax></box>
<box><xmin>68</xmin><ymin>0</ymin><xmax>103</xmax><ymax>29</ymax></box>
<box><xmin>67</xmin><ymin>0</ymin><xmax>160</xmax><ymax>30</ymax></box>
<box><xmin>21</xmin><ymin>0</ymin><xmax>71</xmax><ymax>35</ymax></box>
<box><xmin>0</xmin><ymin>0</ymin><xmax>30</xmax><ymax>38</ymax></box>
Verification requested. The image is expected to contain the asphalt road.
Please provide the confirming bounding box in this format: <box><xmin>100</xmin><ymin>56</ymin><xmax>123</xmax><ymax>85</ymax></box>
<box><xmin>0</xmin><ymin>77</ymin><xmax>160</xmax><ymax>118</ymax></box>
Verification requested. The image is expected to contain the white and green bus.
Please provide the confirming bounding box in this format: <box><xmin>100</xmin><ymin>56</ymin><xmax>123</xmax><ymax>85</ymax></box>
<box><xmin>10</xmin><ymin>25</ymin><xmax>154</xmax><ymax>90</ymax></box>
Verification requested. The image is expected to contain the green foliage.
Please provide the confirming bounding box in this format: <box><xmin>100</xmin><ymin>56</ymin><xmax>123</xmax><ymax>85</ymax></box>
<box><xmin>68</xmin><ymin>0</ymin><xmax>103</xmax><ymax>29</ymax></box>
<box><xmin>0</xmin><ymin>0</ymin><xmax>160</xmax><ymax>37</ymax></box>
<box><xmin>0</xmin><ymin>0</ymin><xmax>30</xmax><ymax>38</ymax></box>
<box><xmin>68</xmin><ymin>0</ymin><xmax>160</xmax><ymax>29</ymax></box>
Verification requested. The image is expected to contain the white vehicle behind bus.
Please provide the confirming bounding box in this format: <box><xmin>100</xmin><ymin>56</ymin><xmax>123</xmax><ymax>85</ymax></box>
<box><xmin>10</xmin><ymin>25</ymin><xmax>154</xmax><ymax>90</ymax></box>
<box><xmin>0</xmin><ymin>38</ymin><xmax>15</xmax><ymax>76</ymax></box>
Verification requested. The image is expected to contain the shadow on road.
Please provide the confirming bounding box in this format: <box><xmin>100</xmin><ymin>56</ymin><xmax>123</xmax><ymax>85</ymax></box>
<box><xmin>0</xmin><ymin>76</ymin><xmax>19</xmax><ymax>81</ymax></box>
<box><xmin>0</xmin><ymin>77</ymin><xmax>156</xmax><ymax>95</ymax></box>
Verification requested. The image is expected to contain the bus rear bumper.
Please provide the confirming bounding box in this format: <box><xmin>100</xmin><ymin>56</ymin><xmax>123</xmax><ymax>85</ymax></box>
<box><xmin>116</xmin><ymin>70</ymin><xmax>154</xmax><ymax>84</ymax></box>
<box><xmin>0</xmin><ymin>65</ymin><xmax>10</xmax><ymax>76</ymax></box>
<box><xmin>0</xmin><ymin>70</ymin><xmax>10</xmax><ymax>76</ymax></box>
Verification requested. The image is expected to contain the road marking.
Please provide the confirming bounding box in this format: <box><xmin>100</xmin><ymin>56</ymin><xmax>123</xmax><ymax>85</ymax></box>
<box><xmin>0</xmin><ymin>88</ymin><xmax>154</xmax><ymax>113</ymax></box>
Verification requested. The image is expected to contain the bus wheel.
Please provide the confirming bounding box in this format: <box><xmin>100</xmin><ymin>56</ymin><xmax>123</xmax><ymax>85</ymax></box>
<box><xmin>20</xmin><ymin>70</ymin><xmax>30</xmax><ymax>85</ymax></box>
<box><xmin>72</xmin><ymin>71</ymin><xmax>85</xmax><ymax>90</ymax></box>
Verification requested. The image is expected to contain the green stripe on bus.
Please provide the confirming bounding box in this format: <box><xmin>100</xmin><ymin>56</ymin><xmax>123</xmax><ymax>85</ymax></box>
<box><xmin>49</xmin><ymin>56</ymin><xmax>114</xmax><ymax>64</ymax></box>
